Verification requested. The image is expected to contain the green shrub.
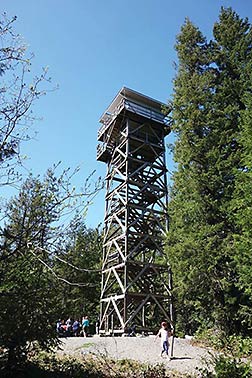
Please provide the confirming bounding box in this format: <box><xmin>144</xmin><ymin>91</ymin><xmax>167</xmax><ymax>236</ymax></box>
<box><xmin>194</xmin><ymin>328</ymin><xmax>225</xmax><ymax>350</ymax></box>
<box><xmin>225</xmin><ymin>335</ymin><xmax>252</xmax><ymax>358</ymax></box>
<box><xmin>199</xmin><ymin>354</ymin><xmax>252</xmax><ymax>378</ymax></box>
<box><xmin>195</xmin><ymin>328</ymin><xmax>252</xmax><ymax>359</ymax></box>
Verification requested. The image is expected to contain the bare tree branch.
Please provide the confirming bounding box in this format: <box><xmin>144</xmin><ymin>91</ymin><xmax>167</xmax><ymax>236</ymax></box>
<box><xmin>29</xmin><ymin>247</ymin><xmax>98</xmax><ymax>287</ymax></box>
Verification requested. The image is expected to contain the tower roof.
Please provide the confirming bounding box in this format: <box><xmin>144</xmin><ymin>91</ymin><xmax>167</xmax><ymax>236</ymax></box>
<box><xmin>99</xmin><ymin>87</ymin><xmax>166</xmax><ymax>124</ymax></box>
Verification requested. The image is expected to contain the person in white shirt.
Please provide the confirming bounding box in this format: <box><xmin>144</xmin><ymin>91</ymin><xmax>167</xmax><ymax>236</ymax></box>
<box><xmin>155</xmin><ymin>321</ymin><xmax>172</xmax><ymax>360</ymax></box>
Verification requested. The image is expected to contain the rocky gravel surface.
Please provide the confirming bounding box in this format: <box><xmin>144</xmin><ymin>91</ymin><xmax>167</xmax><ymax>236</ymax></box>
<box><xmin>58</xmin><ymin>335</ymin><xmax>212</xmax><ymax>376</ymax></box>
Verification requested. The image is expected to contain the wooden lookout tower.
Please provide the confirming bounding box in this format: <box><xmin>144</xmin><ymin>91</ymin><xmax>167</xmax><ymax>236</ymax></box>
<box><xmin>97</xmin><ymin>87</ymin><xmax>173</xmax><ymax>335</ymax></box>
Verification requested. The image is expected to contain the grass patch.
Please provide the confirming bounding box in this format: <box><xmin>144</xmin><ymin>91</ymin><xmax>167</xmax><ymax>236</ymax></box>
<box><xmin>74</xmin><ymin>342</ymin><xmax>95</xmax><ymax>351</ymax></box>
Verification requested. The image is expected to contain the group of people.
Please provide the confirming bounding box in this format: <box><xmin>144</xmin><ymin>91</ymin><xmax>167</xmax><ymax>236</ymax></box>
<box><xmin>56</xmin><ymin>316</ymin><xmax>90</xmax><ymax>337</ymax></box>
<box><xmin>56</xmin><ymin>317</ymin><xmax>173</xmax><ymax>359</ymax></box>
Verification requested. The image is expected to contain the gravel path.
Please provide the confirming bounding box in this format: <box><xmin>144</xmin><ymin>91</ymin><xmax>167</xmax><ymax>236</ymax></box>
<box><xmin>59</xmin><ymin>335</ymin><xmax>211</xmax><ymax>376</ymax></box>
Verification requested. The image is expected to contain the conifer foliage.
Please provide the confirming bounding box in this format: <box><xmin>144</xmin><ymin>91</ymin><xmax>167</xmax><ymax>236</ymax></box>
<box><xmin>54</xmin><ymin>218</ymin><xmax>102</xmax><ymax>323</ymax></box>
<box><xmin>167</xmin><ymin>7</ymin><xmax>252</xmax><ymax>336</ymax></box>
<box><xmin>0</xmin><ymin>170</ymin><xmax>102</xmax><ymax>370</ymax></box>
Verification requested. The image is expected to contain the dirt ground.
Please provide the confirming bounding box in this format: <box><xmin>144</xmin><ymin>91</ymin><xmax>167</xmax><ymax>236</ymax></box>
<box><xmin>58</xmin><ymin>335</ymin><xmax>212</xmax><ymax>376</ymax></box>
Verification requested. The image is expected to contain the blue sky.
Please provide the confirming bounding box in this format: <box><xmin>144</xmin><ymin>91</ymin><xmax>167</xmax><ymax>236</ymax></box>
<box><xmin>1</xmin><ymin>0</ymin><xmax>251</xmax><ymax>228</ymax></box>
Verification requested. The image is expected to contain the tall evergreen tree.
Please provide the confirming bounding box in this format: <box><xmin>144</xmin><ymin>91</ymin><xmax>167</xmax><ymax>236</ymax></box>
<box><xmin>230</xmin><ymin>95</ymin><xmax>252</xmax><ymax>330</ymax></box>
<box><xmin>0</xmin><ymin>172</ymin><xmax>61</xmax><ymax>368</ymax></box>
<box><xmin>167</xmin><ymin>8</ymin><xmax>252</xmax><ymax>335</ymax></box>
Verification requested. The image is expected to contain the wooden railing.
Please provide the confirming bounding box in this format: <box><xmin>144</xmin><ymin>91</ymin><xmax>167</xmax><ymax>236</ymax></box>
<box><xmin>98</xmin><ymin>98</ymin><xmax>166</xmax><ymax>140</ymax></box>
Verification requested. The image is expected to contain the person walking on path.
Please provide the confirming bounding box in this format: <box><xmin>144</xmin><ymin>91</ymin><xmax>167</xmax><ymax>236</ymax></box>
<box><xmin>155</xmin><ymin>321</ymin><xmax>172</xmax><ymax>360</ymax></box>
<box><xmin>82</xmin><ymin>316</ymin><xmax>89</xmax><ymax>337</ymax></box>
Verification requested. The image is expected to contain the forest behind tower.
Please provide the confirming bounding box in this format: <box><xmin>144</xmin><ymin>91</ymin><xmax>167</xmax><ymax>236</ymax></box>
<box><xmin>166</xmin><ymin>7</ymin><xmax>252</xmax><ymax>338</ymax></box>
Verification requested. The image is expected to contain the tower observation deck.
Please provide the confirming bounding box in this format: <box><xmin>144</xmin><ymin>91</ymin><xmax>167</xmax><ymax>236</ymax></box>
<box><xmin>97</xmin><ymin>87</ymin><xmax>173</xmax><ymax>335</ymax></box>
